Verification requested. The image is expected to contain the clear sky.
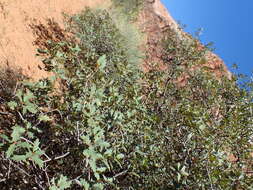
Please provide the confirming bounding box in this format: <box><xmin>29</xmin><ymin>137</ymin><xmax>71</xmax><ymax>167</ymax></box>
<box><xmin>161</xmin><ymin>0</ymin><xmax>253</xmax><ymax>76</ymax></box>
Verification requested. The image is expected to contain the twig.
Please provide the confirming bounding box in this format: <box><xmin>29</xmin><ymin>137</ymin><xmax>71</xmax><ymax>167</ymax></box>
<box><xmin>9</xmin><ymin>160</ymin><xmax>30</xmax><ymax>176</ymax></box>
<box><xmin>12</xmin><ymin>82</ymin><xmax>19</xmax><ymax>96</ymax></box>
<box><xmin>7</xmin><ymin>159</ymin><xmax>11</xmax><ymax>178</ymax></box>
<box><xmin>0</xmin><ymin>111</ymin><xmax>9</xmax><ymax>115</ymax></box>
<box><xmin>73</xmin><ymin>174</ymin><xmax>83</xmax><ymax>186</ymax></box>
<box><xmin>76</xmin><ymin>121</ymin><xmax>80</xmax><ymax>145</ymax></box>
<box><xmin>35</xmin><ymin>176</ymin><xmax>45</xmax><ymax>190</ymax></box>
<box><xmin>0</xmin><ymin>178</ymin><xmax>6</xmax><ymax>183</ymax></box>
<box><xmin>42</xmin><ymin>165</ymin><xmax>50</xmax><ymax>187</ymax></box>
<box><xmin>113</xmin><ymin>170</ymin><xmax>128</xmax><ymax>179</ymax></box>
<box><xmin>20</xmin><ymin>137</ymin><xmax>51</xmax><ymax>161</ymax></box>
<box><xmin>20</xmin><ymin>137</ymin><xmax>35</xmax><ymax>145</ymax></box>
<box><xmin>43</xmin><ymin>152</ymin><xmax>70</xmax><ymax>163</ymax></box>
<box><xmin>17</xmin><ymin>111</ymin><xmax>25</xmax><ymax>121</ymax></box>
<box><xmin>54</xmin><ymin>152</ymin><xmax>70</xmax><ymax>160</ymax></box>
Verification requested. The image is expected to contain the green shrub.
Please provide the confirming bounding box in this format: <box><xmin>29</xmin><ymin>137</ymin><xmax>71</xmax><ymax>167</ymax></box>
<box><xmin>0</xmin><ymin>67</ymin><xmax>25</xmax><ymax>103</ymax></box>
<box><xmin>136</xmin><ymin>29</ymin><xmax>253</xmax><ymax>189</ymax></box>
<box><xmin>0</xmin><ymin>7</ymin><xmax>144</xmax><ymax>189</ymax></box>
<box><xmin>64</xmin><ymin>7</ymin><xmax>142</xmax><ymax>72</ymax></box>
<box><xmin>111</xmin><ymin>0</ymin><xmax>144</xmax><ymax>20</ymax></box>
<box><xmin>141</xmin><ymin>67</ymin><xmax>253</xmax><ymax>189</ymax></box>
<box><xmin>0</xmin><ymin>5</ymin><xmax>253</xmax><ymax>190</ymax></box>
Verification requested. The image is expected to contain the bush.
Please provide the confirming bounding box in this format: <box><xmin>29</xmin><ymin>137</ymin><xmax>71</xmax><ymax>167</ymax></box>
<box><xmin>0</xmin><ymin>7</ymin><xmax>144</xmax><ymax>189</ymax></box>
<box><xmin>0</xmin><ymin>67</ymin><xmax>26</xmax><ymax>137</ymax></box>
<box><xmin>141</xmin><ymin>67</ymin><xmax>253</xmax><ymax>189</ymax></box>
<box><xmin>111</xmin><ymin>0</ymin><xmax>144</xmax><ymax>20</ymax></box>
<box><xmin>0</xmin><ymin>67</ymin><xmax>25</xmax><ymax>103</ymax></box>
<box><xmin>137</xmin><ymin>28</ymin><xmax>253</xmax><ymax>189</ymax></box>
<box><xmin>0</xmin><ymin>5</ymin><xmax>253</xmax><ymax>190</ymax></box>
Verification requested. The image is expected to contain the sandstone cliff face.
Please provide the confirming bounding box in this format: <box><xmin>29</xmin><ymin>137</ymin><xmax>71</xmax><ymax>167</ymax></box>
<box><xmin>0</xmin><ymin>0</ymin><xmax>230</xmax><ymax>80</ymax></box>
<box><xmin>139</xmin><ymin>0</ymin><xmax>231</xmax><ymax>79</ymax></box>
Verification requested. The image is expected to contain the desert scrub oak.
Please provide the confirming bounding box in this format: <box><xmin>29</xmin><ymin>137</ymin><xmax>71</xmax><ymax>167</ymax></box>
<box><xmin>0</xmin><ymin>5</ymin><xmax>253</xmax><ymax>190</ymax></box>
<box><xmin>137</xmin><ymin>28</ymin><xmax>253</xmax><ymax>189</ymax></box>
<box><xmin>111</xmin><ymin>0</ymin><xmax>144</xmax><ymax>20</ymax></box>
<box><xmin>0</xmin><ymin>7</ymin><xmax>144</xmax><ymax>189</ymax></box>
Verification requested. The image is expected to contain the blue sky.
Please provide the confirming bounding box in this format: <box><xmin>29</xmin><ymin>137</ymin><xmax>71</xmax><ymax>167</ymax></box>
<box><xmin>161</xmin><ymin>0</ymin><xmax>253</xmax><ymax>76</ymax></box>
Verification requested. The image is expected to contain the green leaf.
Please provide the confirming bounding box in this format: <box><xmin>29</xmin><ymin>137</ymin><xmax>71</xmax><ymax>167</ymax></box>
<box><xmin>180</xmin><ymin>166</ymin><xmax>189</xmax><ymax>176</ymax></box>
<box><xmin>33</xmin><ymin>139</ymin><xmax>40</xmax><ymax>152</ymax></box>
<box><xmin>12</xmin><ymin>154</ymin><xmax>27</xmax><ymax>162</ymax></box>
<box><xmin>104</xmin><ymin>149</ymin><xmax>113</xmax><ymax>156</ymax></box>
<box><xmin>56</xmin><ymin>51</ymin><xmax>64</xmax><ymax>58</ymax></box>
<box><xmin>37</xmin><ymin>48</ymin><xmax>48</xmax><ymax>54</ymax></box>
<box><xmin>177</xmin><ymin>173</ymin><xmax>181</xmax><ymax>182</ymax></box>
<box><xmin>199</xmin><ymin>124</ymin><xmax>206</xmax><ymax>131</ymax></box>
<box><xmin>16</xmin><ymin>90</ymin><xmax>23</xmax><ymax>102</ymax></box>
<box><xmin>97</xmin><ymin>141</ymin><xmax>110</xmax><ymax>150</ymax></box>
<box><xmin>57</xmin><ymin>175</ymin><xmax>72</xmax><ymax>189</ymax></box>
<box><xmin>49</xmin><ymin>186</ymin><xmax>57</xmax><ymax>190</ymax></box>
<box><xmin>11</xmin><ymin>125</ymin><xmax>25</xmax><ymax>142</ymax></box>
<box><xmin>27</xmin><ymin>131</ymin><xmax>35</xmax><ymax>139</ymax></box>
<box><xmin>0</xmin><ymin>134</ymin><xmax>10</xmax><ymax>142</ymax></box>
<box><xmin>71</xmin><ymin>44</ymin><xmax>81</xmax><ymax>53</ymax></box>
<box><xmin>6</xmin><ymin>143</ymin><xmax>16</xmax><ymax>158</ymax></box>
<box><xmin>94</xmin><ymin>172</ymin><xmax>100</xmax><ymax>180</ymax></box>
<box><xmin>26</xmin><ymin>104</ymin><xmax>38</xmax><ymax>114</ymax></box>
<box><xmin>97</xmin><ymin>55</ymin><xmax>107</xmax><ymax>72</ymax></box>
<box><xmin>93</xmin><ymin>183</ymin><xmax>104</xmax><ymax>190</ymax></box>
<box><xmin>96</xmin><ymin>167</ymin><xmax>107</xmax><ymax>173</ymax></box>
<box><xmin>116</xmin><ymin>153</ymin><xmax>124</xmax><ymax>160</ymax></box>
<box><xmin>81</xmin><ymin>135</ymin><xmax>91</xmax><ymax>145</ymax></box>
<box><xmin>19</xmin><ymin>142</ymin><xmax>32</xmax><ymax>149</ymax></box>
<box><xmin>7</xmin><ymin>101</ymin><xmax>18</xmax><ymax>110</ymax></box>
<box><xmin>87</xmin><ymin>118</ymin><xmax>97</xmax><ymax>127</ymax></box>
<box><xmin>38</xmin><ymin>115</ymin><xmax>51</xmax><ymax>122</ymax></box>
<box><xmin>23</xmin><ymin>91</ymin><xmax>35</xmax><ymax>103</ymax></box>
<box><xmin>78</xmin><ymin>179</ymin><xmax>90</xmax><ymax>190</ymax></box>
<box><xmin>50</xmin><ymin>175</ymin><xmax>71</xmax><ymax>190</ymax></box>
<box><xmin>31</xmin><ymin>154</ymin><xmax>44</xmax><ymax>168</ymax></box>
<box><xmin>89</xmin><ymin>159</ymin><xmax>97</xmax><ymax>173</ymax></box>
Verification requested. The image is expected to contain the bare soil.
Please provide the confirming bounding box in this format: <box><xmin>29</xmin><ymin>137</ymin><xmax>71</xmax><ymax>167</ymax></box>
<box><xmin>0</xmin><ymin>0</ymin><xmax>108</xmax><ymax>80</ymax></box>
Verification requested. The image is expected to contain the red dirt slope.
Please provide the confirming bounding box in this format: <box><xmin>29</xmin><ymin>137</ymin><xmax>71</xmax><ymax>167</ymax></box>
<box><xmin>0</xmin><ymin>0</ymin><xmax>108</xmax><ymax>80</ymax></box>
<box><xmin>0</xmin><ymin>0</ymin><xmax>230</xmax><ymax>81</ymax></box>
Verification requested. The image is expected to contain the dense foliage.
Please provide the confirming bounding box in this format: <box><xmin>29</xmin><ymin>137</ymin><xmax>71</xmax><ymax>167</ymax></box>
<box><xmin>0</xmin><ymin>3</ymin><xmax>253</xmax><ymax>190</ymax></box>
<box><xmin>111</xmin><ymin>0</ymin><xmax>144</xmax><ymax>20</ymax></box>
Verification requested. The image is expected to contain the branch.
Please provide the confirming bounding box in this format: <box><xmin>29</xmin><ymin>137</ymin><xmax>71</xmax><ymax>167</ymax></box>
<box><xmin>0</xmin><ymin>111</ymin><xmax>9</xmax><ymax>115</ymax></box>
<box><xmin>113</xmin><ymin>170</ymin><xmax>128</xmax><ymax>179</ymax></box>
<box><xmin>43</xmin><ymin>152</ymin><xmax>70</xmax><ymax>163</ymax></box>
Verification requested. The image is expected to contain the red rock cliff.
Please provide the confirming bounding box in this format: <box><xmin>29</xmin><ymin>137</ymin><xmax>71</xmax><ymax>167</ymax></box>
<box><xmin>139</xmin><ymin>0</ymin><xmax>231</xmax><ymax>79</ymax></box>
<box><xmin>0</xmin><ymin>0</ymin><xmax>230</xmax><ymax>80</ymax></box>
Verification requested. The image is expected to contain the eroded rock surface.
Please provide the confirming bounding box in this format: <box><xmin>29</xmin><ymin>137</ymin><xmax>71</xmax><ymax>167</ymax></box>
<box><xmin>139</xmin><ymin>0</ymin><xmax>231</xmax><ymax>79</ymax></box>
<box><xmin>0</xmin><ymin>0</ymin><xmax>230</xmax><ymax>80</ymax></box>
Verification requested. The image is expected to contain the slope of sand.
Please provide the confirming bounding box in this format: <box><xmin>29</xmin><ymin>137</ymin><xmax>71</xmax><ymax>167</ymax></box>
<box><xmin>0</xmin><ymin>0</ymin><xmax>108</xmax><ymax>80</ymax></box>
